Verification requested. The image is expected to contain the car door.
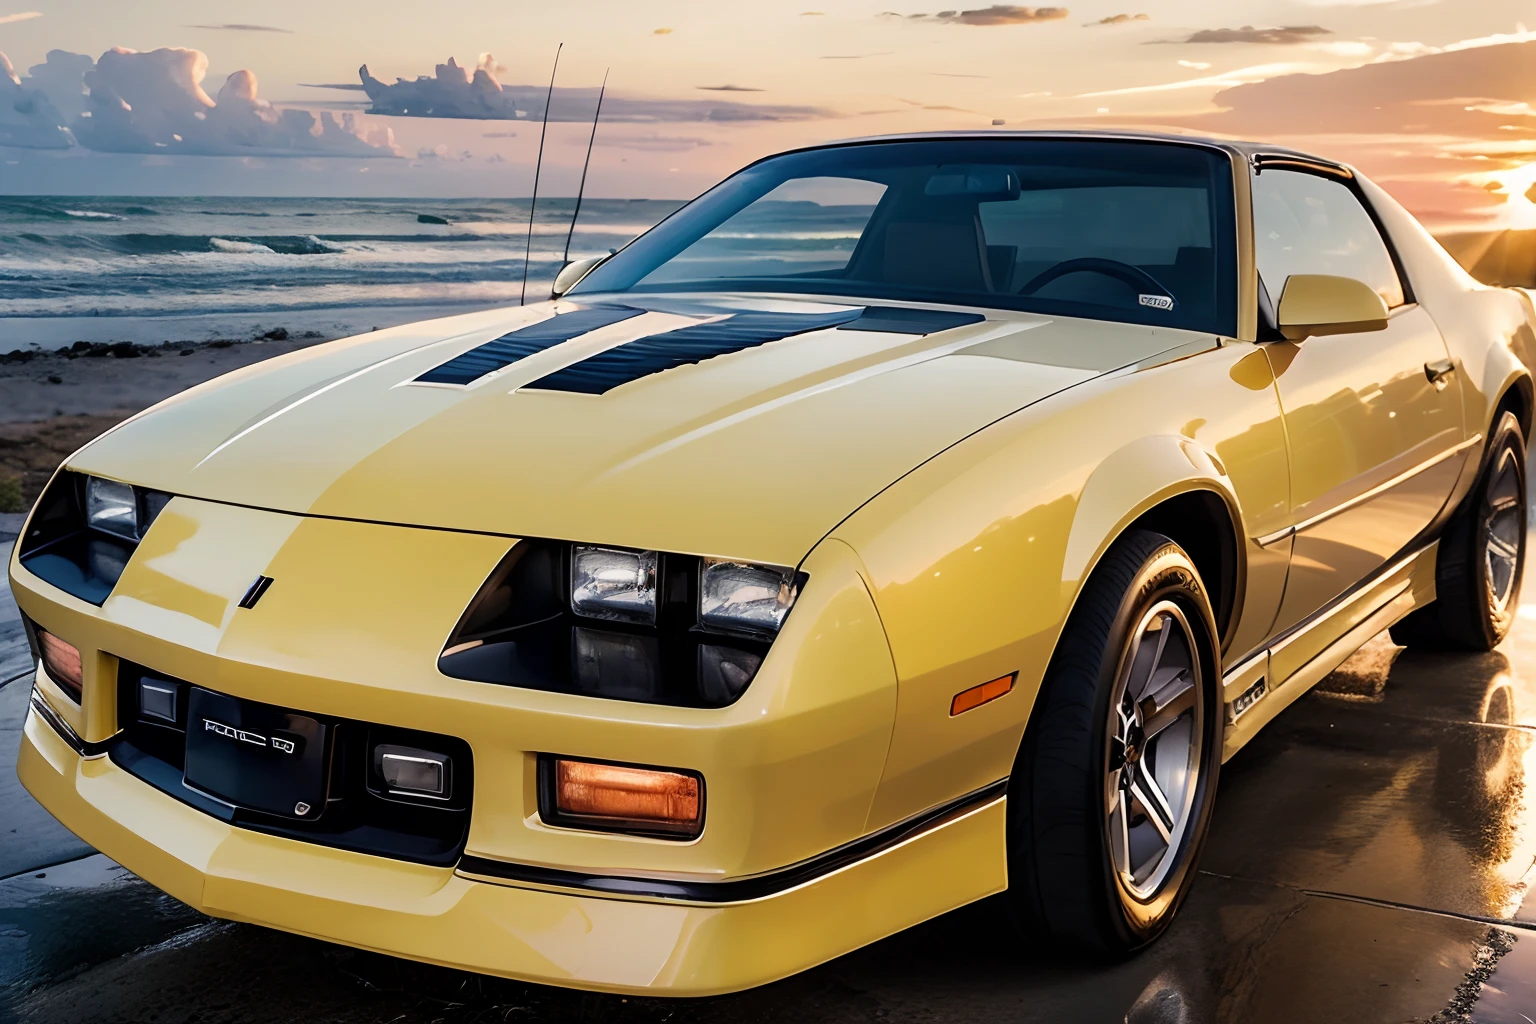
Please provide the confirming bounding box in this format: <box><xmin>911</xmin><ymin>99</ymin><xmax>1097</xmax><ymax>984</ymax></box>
<box><xmin>1255</xmin><ymin>163</ymin><xmax>1467</xmax><ymax>641</ymax></box>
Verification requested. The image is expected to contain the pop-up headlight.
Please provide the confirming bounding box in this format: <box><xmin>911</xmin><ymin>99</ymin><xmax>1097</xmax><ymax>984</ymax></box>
<box><xmin>699</xmin><ymin>559</ymin><xmax>800</xmax><ymax>637</ymax></box>
<box><xmin>571</xmin><ymin>545</ymin><xmax>658</xmax><ymax>624</ymax></box>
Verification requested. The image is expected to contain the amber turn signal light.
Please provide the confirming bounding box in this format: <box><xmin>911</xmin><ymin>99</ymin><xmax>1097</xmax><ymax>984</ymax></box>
<box><xmin>541</xmin><ymin>756</ymin><xmax>704</xmax><ymax>838</ymax></box>
<box><xmin>950</xmin><ymin>672</ymin><xmax>1016</xmax><ymax>716</ymax></box>
<box><xmin>37</xmin><ymin>629</ymin><xmax>84</xmax><ymax>704</ymax></box>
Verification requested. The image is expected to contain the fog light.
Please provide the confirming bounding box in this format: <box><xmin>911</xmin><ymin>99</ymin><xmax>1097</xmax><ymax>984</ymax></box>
<box><xmin>375</xmin><ymin>744</ymin><xmax>451</xmax><ymax>799</ymax></box>
<box><xmin>543</xmin><ymin>756</ymin><xmax>703</xmax><ymax>838</ymax></box>
<box><xmin>36</xmin><ymin>629</ymin><xmax>83</xmax><ymax>703</ymax></box>
<box><xmin>139</xmin><ymin>678</ymin><xmax>178</xmax><ymax>723</ymax></box>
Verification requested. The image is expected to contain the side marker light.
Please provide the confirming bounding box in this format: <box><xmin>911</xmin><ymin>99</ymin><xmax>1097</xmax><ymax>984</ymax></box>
<box><xmin>950</xmin><ymin>672</ymin><xmax>1016</xmax><ymax>716</ymax></box>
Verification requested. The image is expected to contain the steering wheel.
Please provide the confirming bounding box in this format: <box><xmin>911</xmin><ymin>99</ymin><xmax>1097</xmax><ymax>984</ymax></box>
<box><xmin>1017</xmin><ymin>257</ymin><xmax>1176</xmax><ymax>306</ymax></box>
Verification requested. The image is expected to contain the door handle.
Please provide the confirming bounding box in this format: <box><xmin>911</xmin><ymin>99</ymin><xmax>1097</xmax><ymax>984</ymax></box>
<box><xmin>1424</xmin><ymin>359</ymin><xmax>1455</xmax><ymax>390</ymax></box>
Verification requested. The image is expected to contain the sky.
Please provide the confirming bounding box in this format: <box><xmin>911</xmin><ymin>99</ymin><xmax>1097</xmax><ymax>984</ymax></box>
<box><xmin>0</xmin><ymin>0</ymin><xmax>1533</xmax><ymax>229</ymax></box>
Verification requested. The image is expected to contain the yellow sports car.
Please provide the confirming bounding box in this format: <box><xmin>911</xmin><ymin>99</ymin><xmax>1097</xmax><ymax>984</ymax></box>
<box><xmin>11</xmin><ymin>131</ymin><xmax>1536</xmax><ymax>994</ymax></box>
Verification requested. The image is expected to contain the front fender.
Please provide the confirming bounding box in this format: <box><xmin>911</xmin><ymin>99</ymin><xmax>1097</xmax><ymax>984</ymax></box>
<box><xmin>1063</xmin><ymin>433</ymin><xmax>1241</xmax><ymax>590</ymax></box>
<box><xmin>832</xmin><ymin>340</ymin><xmax>1288</xmax><ymax>830</ymax></box>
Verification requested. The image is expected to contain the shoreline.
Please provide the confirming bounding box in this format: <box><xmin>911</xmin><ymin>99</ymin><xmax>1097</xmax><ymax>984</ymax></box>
<box><xmin>0</xmin><ymin>302</ymin><xmax>506</xmax><ymax>350</ymax></box>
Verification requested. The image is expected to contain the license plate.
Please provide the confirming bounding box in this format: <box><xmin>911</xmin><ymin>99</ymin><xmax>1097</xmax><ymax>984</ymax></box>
<box><xmin>183</xmin><ymin>688</ymin><xmax>330</xmax><ymax>819</ymax></box>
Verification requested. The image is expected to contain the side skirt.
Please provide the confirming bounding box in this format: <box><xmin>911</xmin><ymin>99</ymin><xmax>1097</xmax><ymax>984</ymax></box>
<box><xmin>1219</xmin><ymin>541</ymin><xmax>1438</xmax><ymax>761</ymax></box>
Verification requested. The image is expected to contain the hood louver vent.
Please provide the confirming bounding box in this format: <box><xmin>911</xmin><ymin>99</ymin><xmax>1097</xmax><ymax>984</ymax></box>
<box><xmin>415</xmin><ymin>306</ymin><xmax>645</xmax><ymax>386</ymax></box>
<box><xmin>841</xmin><ymin>306</ymin><xmax>985</xmax><ymax>335</ymax></box>
<box><xmin>522</xmin><ymin>309</ymin><xmax>864</xmax><ymax>396</ymax></box>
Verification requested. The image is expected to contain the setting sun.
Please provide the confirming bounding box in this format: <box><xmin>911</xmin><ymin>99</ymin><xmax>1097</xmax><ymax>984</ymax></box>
<box><xmin>1491</xmin><ymin>161</ymin><xmax>1536</xmax><ymax>230</ymax></box>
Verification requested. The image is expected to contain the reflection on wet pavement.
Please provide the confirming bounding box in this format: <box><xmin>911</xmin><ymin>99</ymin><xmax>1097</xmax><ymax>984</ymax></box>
<box><xmin>14</xmin><ymin>606</ymin><xmax>1536</xmax><ymax>1019</ymax></box>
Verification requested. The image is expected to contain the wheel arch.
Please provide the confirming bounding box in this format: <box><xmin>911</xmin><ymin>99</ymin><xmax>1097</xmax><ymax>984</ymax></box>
<box><xmin>1062</xmin><ymin>435</ymin><xmax>1245</xmax><ymax>654</ymax></box>
<box><xmin>1493</xmin><ymin>372</ymin><xmax>1533</xmax><ymax>441</ymax></box>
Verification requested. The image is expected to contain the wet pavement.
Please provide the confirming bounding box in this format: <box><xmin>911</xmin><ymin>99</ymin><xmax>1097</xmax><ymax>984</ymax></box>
<box><xmin>8</xmin><ymin>527</ymin><xmax>1536</xmax><ymax>1021</ymax></box>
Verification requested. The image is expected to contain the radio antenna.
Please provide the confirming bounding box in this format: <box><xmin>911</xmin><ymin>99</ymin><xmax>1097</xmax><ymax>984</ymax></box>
<box><xmin>561</xmin><ymin>68</ymin><xmax>608</xmax><ymax>268</ymax></box>
<box><xmin>520</xmin><ymin>42</ymin><xmax>562</xmax><ymax>306</ymax></box>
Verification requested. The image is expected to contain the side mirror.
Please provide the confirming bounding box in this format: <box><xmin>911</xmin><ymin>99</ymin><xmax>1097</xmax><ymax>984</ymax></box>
<box><xmin>1276</xmin><ymin>274</ymin><xmax>1390</xmax><ymax>341</ymax></box>
<box><xmin>551</xmin><ymin>255</ymin><xmax>606</xmax><ymax>299</ymax></box>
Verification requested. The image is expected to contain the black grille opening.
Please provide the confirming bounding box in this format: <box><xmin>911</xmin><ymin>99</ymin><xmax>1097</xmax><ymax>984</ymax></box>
<box><xmin>112</xmin><ymin>661</ymin><xmax>473</xmax><ymax>866</ymax></box>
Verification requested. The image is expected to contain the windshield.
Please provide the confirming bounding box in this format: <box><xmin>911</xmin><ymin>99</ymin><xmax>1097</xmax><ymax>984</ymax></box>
<box><xmin>573</xmin><ymin>138</ymin><xmax>1237</xmax><ymax>336</ymax></box>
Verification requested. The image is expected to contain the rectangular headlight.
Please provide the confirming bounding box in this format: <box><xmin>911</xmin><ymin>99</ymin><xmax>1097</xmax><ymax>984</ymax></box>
<box><xmin>699</xmin><ymin>559</ymin><xmax>799</xmax><ymax>637</ymax></box>
<box><xmin>542</xmin><ymin>756</ymin><xmax>703</xmax><ymax>838</ymax></box>
<box><xmin>571</xmin><ymin>545</ymin><xmax>658</xmax><ymax>624</ymax></box>
<box><xmin>85</xmin><ymin>477</ymin><xmax>137</xmax><ymax>539</ymax></box>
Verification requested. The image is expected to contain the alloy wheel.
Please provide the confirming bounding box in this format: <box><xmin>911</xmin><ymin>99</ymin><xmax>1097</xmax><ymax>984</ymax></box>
<box><xmin>1483</xmin><ymin>448</ymin><xmax>1525</xmax><ymax>615</ymax></box>
<box><xmin>1105</xmin><ymin>600</ymin><xmax>1205</xmax><ymax>901</ymax></box>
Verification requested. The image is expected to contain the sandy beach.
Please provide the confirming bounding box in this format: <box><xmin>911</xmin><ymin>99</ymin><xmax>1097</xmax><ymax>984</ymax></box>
<box><xmin>0</xmin><ymin>321</ymin><xmax>381</xmax><ymax>509</ymax></box>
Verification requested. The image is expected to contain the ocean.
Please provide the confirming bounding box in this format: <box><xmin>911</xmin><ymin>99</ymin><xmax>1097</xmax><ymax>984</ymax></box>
<box><xmin>0</xmin><ymin>196</ymin><xmax>685</xmax><ymax>347</ymax></box>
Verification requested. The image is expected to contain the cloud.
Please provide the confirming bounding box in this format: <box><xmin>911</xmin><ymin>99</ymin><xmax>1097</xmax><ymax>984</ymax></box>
<box><xmin>185</xmin><ymin>23</ymin><xmax>292</xmax><ymax>33</ymax></box>
<box><xmin>1156</xmin><ymin>38</ymin><xmax>1536</xmax><ymax>136</ymax></box>
<box><xmin>0</xmin><ymin>50</ymin><xmax>73</xmax><ymax>148</ymax></box>
<box><xmin>481</xmin><ymin>130</ymin><xmax>517</xmax><ymax>138</ymax></box>
<box><xmin>23</xmin><ymin>49</ymin><xmax>93</xmax><ymax>119</ymax></box>
<box><xmin>1089</xmin><ymin>13</ymin><xmax>1149</xmax><ymax>25</ymax></box>
<box><xmin>653</xmin><ymin>28</ymin><xmax>672</xmax><ymax>35</ymax></box>
<box><xmin>1096</xmin><ymin>38</ymin><xmax>1536</xmax><ymax>226</ymax></box>
<box><xmin>605</xmin><ymin>133</ymin><xmax>714</xmax><ymax>151</ymax></box>
<box><xmin>61</xmin><ymin>47</ymin><xmax>398</xmax><ymax>157</ymax></box>
<box><xmin>1177</xmin><ymin>59</ymin><xmax>1211</xmax><ymax>69</ymax></box>
<box><xmin>414</xmin><ymin>143</ymin><xmax>471</xmax><ymax>161</ymax></box>
<box><xmin>299</xmin><ymin>82</ymin><xmax>366</xmax><ymax>90</ymax></box>
<box><xmin>358</xmin><ymin>55</ymin><xmax>832</xmax><ymax>122</ymax></box>
<box><xmin>886</xmin><ymin>6</ymin><xmax>1070</xmax><ymax>25</ymax></box>
<box><xmin>1171</xmin><ymin>25</ymin><xmax>1332</xmax><ymax>45</ymax></box>
<box><xmin>895</xmin><ymin>96</ymin><xmax>980</xmax><ymax>112</ymax></box>
<box><xmin>697</xmin><ymin>84</ymin><xmax>764</xmax><ymax>92</ymax></box>
<box><xmin>0</xmin><ymin>11</ymin><xmax>40</xmax><ymax>24</ymax></box>
<box><xmin>1079</xmin><ymin>61</ymin><xmax>1308</xmax><ymax>97</ymax></box>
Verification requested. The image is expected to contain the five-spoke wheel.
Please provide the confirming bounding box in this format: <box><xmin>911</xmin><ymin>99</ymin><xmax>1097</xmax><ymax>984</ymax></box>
<box><xmin>1007</xmin><ymin>529</ymin><xmax>1221</xmax><ymax>952</ymax></box>
<box><xmin>1392</xmin><ymin>409</ymin><xmax>1527</xmax><ymax>651</ymax></box>
<box><xmin>1106</xmin><ymin>602</ymin><xmax>1204</xmax><ymax>901</ymax></box>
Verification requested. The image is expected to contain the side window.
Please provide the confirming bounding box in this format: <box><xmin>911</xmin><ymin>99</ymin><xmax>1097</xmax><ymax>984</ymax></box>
<box><xmin>1252</xmin><ymin>169</ymin><xmax>1405</xmax><ymax>308</ymax></box>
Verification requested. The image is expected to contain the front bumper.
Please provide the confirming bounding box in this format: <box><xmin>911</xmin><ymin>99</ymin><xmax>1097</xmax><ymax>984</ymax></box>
<box><xmin>19</xmin><ymin>703</ymin><xmax>1006</xmax><ymax>995</ymax></box>
<box><xmin>10</xmin><ymin>496</ymin><xmax>1008</xmax><ymax>993</ymax></box>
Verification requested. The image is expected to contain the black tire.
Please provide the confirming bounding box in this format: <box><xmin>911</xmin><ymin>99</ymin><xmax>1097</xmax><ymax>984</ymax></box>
<box><xmin>1390</xmin><ymin>411</ymin><xmax>1527</xmax><ymax>652</ymax></box>
<box><xmin>1005</xmin><ymin>529</ymin><xmax>1222</xmax><ymax>954</ymax></box>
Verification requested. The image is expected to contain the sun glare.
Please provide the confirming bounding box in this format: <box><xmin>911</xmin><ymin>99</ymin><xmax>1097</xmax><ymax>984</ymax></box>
<box><xmin>1488</xmin><ymin>161</ymin><xmax>1536</xmax><ymax>230</ymax></box>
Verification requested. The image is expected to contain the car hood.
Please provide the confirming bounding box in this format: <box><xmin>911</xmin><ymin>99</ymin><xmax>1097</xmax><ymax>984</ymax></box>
<box><xmin>69</xmin><ymin>295</ymin><xmax>1211</xmax><ymax>566</ymax></box>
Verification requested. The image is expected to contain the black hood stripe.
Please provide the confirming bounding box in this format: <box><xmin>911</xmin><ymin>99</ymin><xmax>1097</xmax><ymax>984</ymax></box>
<box><xmin>522</xmin><ymin>309</ymin><xmax>865</xmax><ymax>395</ymax></box>
<box><xmin>415</xmin><ymin>306</ymin><xmax>645</xmax><ymax>386</ymax></box>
